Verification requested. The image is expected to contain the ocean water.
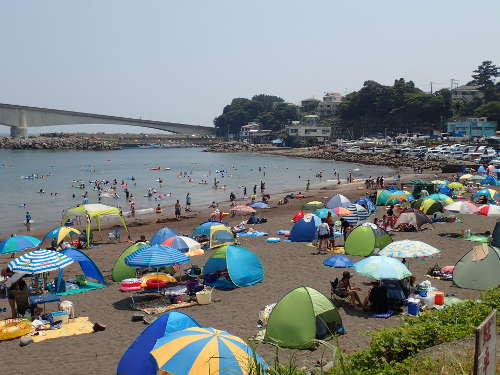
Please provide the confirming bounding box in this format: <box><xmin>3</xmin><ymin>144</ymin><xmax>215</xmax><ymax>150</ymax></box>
<box><xmin>0</xmin><ymin>148</ymin><xmax>394</xmax><ymax>234</ymax></box>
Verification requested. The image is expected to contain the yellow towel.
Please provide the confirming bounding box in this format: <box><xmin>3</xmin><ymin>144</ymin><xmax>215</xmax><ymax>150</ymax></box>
<box><xmin>31</xmin><ymin>317</ymin><xmax>94</xmax><ymax>343</ymax></box>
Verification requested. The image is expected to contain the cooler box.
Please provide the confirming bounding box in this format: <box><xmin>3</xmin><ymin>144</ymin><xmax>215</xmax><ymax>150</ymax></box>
<box><xmin>50</xmin><ymin>311</ymin><xmax>69</xmax><ymax>324</ymax></box>
<box><xmin>407</xmin><ymin>302</ymin><xmax>420</xmax><ymax>316</ymax></box>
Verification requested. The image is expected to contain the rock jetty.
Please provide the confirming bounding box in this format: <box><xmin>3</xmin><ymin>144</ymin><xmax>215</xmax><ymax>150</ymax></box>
<box><xmin>0</xmin><ymin>136</ymin><xmax>120</xmax><ymax>151</ymax></box>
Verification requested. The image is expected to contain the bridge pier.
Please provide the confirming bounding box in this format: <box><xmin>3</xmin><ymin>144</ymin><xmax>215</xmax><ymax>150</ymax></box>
<box><xmin>10</xmin><ymin>126</ymin><xmax>28</xmax><ymax>137</ymax></box>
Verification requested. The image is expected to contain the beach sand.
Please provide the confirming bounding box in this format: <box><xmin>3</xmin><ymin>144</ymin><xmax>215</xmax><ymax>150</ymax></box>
<box><xmin>0</xmin><ymin>174</ymin><xmax>491</xmax><ymax>374</ymax></box>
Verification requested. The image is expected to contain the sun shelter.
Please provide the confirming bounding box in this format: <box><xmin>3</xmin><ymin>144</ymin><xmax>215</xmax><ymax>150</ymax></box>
<box><xmin>326</xmin><ymin>194</ymin><xmax>351</xmax><ymax>209</ymax></box>
<box><xmin>344</xmin><ymin>223</ymin><xmax>392</xmax><ymax>256</ymax></box>
<box><xmin>453</xmin><ymin>244</ymin><xmax>500</xmax><ymax>290</ymax></box>
<box><xmin>42</xmin><ymin>226</ymin><xmax>80</xmax><ymax>246</ymax></box>
<box><xmin>55</xmin><ymin>248</ymin><xmax>106</xmax><ymax>294</ymax></box>
<box><xmin>263</xmin><ymin>286</ymin><xmax>342</xmax><ymax>349</ymax></box>
<box><xmin>289</xmin><ymin>214</ymin><xmax>321</xmax><ymax>242</ymax></box>
<box><xmin>112</xmin><ymin>242</ymin><xmax>148</xmax><ymax>282</ymax></box>
<box><xmin>64</xmin><ymin>204</ymin><xmax>128</xmax><ymax>246</ymax></box>
<box><xmin>202</xmin><ymin>245</ymin><xmax>264</xmax><ymax>289</ymax></box>
<box><xmin>418</xmin><ymin>199</ymin><xmax>444</xmax><ymax>215</ymax></box>
<box><xmin>192</xmin><ymin>221</ymin><xmax>226</xmax><ymax>238</ymax></box>
<box><xmin>116</xmin><ymin>311</ymin><xmax>201</xmax><ymax>375</ymax></box>
<box><xmin>395</xmin><ymin>210</ymin><xmax>432</xmax><ymax>229</ymax></box>
<box><xmin>209</xmin><ymin>225</ymin><xmax>235</xmax><ymax>248</ymax></box>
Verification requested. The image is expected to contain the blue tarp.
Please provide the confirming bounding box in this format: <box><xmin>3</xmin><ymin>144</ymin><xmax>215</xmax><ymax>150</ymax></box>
<box><xmin>289</xmin><ymin>215</ymin><xmax>321</xmax><ymax>242</ymax></box>
<box><xmin>116</xmin><ymin>312</ymin><xmax>200</xmax><ymax>375</ymax></box>
<box><xmin>59</xmin><ymin>248</ymin><xmax>105</xmax><ymax>284</ymax></box>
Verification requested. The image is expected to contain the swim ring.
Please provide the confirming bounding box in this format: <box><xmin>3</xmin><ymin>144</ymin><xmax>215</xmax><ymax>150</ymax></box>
<box><xmin>0</xmin><ymin>319</ymin><xmax>32</xmax><ymax>341</ymax></box>
<box><xmin>141</xmin><ymin>273</ymin><xmax>176</xmax><ymax>288</ymax></box>
<box><xmin>120</xmin><ymin>285</ymin><xmax>142</xmax><ymax>292</ymax></box>
<box><xmin>145</xmin><ymin>279</ymin><xmax>167</xmax><ymax>289</ymax></box>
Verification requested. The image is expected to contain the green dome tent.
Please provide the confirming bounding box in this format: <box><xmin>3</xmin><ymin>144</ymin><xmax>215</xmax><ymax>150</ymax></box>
<box><xmin>453</xmin><ymin>244</ymin><xmax>500</xmax><ymax>290</ymax></box>
<box><xmin>344</xmin><ymin>223</ymin><xmax>393</xmax><ymax>256</ymax></box>
<box><xmin>263</xmin><ymin>286</ymin><xmax>342</xmax><ymax>349</ymax></box>
<box><xmin>112</xmin><ymin>242</ymin><xmax>148</xmax><ymax>282</ymax></box>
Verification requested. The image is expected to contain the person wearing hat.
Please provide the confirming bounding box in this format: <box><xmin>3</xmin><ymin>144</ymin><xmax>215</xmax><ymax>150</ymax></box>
<box><xmin>337</xmin><ymin>271</ymin><xmax>363</xmax><ymax>311</ymax></box>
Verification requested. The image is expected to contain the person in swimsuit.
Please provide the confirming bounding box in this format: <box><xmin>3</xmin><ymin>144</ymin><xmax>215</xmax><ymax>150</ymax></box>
<box><xmin>337</xmin><ymin>271</ymin><xmax>363</xmax><ymax>310</ymax></box>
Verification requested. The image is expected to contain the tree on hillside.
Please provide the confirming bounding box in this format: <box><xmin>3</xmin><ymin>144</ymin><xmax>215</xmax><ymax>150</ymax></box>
<box><xmin>474</xmin><ymin>101</ymin><xmax>500</xmax><ymax>123</ymax></box>
<box><xmin>472</xmin><ymin>61</ymin><xmax>498</xmax><ymax>89</ymax></box>
<box><xmin>251</xmin><ymin>94</ymin><xmax>284</xmax><ymax>112</ymax></box>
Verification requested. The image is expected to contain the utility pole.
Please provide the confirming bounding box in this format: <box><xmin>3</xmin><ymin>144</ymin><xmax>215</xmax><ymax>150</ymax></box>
<box><xmin>450</xmin><ymin>79</ymin><xmax>459</xmax><ymax>90</ymax></box>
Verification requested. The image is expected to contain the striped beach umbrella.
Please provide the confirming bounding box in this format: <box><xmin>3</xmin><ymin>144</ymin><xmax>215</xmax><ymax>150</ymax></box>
<box><xmin>379</xmin><ymin>240</ymin><xmax>440</xmax><ymax>259</ymax></box>
<box><xmin>125</xmin><ymin>245</ymin><xmax>189</xmax><ymax>268</ymax></box>
<box><xmin>0</xmin><ymin>235</ymin><xmax>41</xmax><ymax>254</ymax></box>
<box><xmin>333</xmin><ymin>207</ymin><xmax>353</xmax><ymax>216</ymax></box>
<box><xmin>42</xmin><ymin>226</ymin><xmax>80</xmax><ymax>245</ymax></box>
<box><xmin>343</xmin><ymin>204</ymin><xmax>370</xmax><ymax>225</ymax></box>
<box><xmin>8</xmin><ymin>249</ymin><xmax>74</xmax><ymax>274</ymax></box>
<box><xmin>150</xmin><ymin>327</ymin><xmax>268</xmax><ymax>375</ymax></box>
<box><xmin>354</xmin><ymin>256</ymin><xmax>411</xmax><ymax>280</ymax></box>
<box><xmin>444</xmin><ymin>201</ymin><xmax>478</xmax><ymax>214</ymax></box>
<box><xmin>161</xmin><ymin>236</ymin><xmax>203</xmax><ymax>256</ymax></box>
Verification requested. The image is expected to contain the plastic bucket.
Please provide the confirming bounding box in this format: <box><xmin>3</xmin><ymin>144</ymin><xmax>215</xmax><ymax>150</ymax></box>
<box><xmin>418</xmin><ymin>289</ymin><xmax>427</xmax><ymax>297</ymax></box>
<box><xmin>434</xmin><ymin>292</ymin><xmax>444</xmax><ymax>305</ymax></box>
<box><xmin>196</xmin><ymin>290</ymin><xmax>212</xmax><ymax>305</ymax></box>
<box><xmin>407</xmin><ymin>302</ymin><xmax>420</xmax><ymax>316</ymax></box>
<box><xmin>422</xmin><ymin>294</ymin><xmax>434</xmax><ymax>307</ymax></box>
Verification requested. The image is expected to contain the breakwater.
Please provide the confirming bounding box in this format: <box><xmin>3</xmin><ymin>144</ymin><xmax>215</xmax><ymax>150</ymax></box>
<box><xmin>0</xmin><ymin>136</ymin><xmax>119</xmax><ymax>150</ymax></box>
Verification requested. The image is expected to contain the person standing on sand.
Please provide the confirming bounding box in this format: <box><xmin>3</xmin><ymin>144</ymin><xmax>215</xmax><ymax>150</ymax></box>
<box><xmin>243</xmin><ymin>186</ymin><xmax>247</xmax><ymax>197</ymax></box>
<box><xmin>25</xmin><ymin>212</ymin><xmax>32</xmax><ymax>232</ymax></box>
<box><xmin>175</xmin><ymin>200</ymin><xmax>181</xmax><ymax>220</ymax></box>
<box><xmin>253</xmin><ymin>184</ymin><xmax>257</xmax><ymax>194</ymax></box>
<box><xmin>316</xmin><ymin>218</ymin><xmax>330</xmax><ymax>254</ymax></box>
<box><xmin>306</xmin><ymin>179</ymin><xmax>310</xmax><ymax>191</ymax></box>
<box><xmin>185</xmin><ymin>193</ymin><xmax>192</xmax><ymax>212</ymax></box>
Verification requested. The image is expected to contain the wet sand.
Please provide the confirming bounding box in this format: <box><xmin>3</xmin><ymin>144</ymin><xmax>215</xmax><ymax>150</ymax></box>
<box><xmin>0</xmin><ymin>174</ymin><xmax>491</xmax><ymax>374</ymax></box>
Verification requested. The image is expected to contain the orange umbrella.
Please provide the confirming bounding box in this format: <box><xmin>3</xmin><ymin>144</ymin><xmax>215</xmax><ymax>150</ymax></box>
<box><xmin>333</xmin><ymin>207</ymin><xmax>353</xmax><ymax>216</ymax></box>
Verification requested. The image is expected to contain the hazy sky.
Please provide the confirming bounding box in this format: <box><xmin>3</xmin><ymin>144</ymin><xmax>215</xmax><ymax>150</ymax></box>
<box><xmin>1</xmin><ymin>1</ymin><xmax>499</xmax><ymax>133</ymax></box>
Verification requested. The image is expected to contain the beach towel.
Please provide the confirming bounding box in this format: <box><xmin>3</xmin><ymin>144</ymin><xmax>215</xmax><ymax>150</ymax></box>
<box><xmin>55</xmin><ymin>281</ymin><xmax>106</xmax><ymax>296</ymax></box>
<box><xmin>30</xmin><ymin>317</ymin><xmax>94</xmax><ymax>343</ymax></box>
<box><xmin>237</xmin><ymin>231</ymin><xmax>268</xmax><ymax>237</ymax></box>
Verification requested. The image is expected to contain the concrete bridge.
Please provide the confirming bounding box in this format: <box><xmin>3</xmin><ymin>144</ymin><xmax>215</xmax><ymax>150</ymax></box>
<box><xmin>0</xmin><ymin>103</ymin><xmax>215</xmax><ymax>137</ymax></box>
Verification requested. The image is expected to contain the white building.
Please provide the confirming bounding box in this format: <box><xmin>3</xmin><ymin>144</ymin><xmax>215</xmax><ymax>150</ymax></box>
<box><xmin>317</xmin><ymin>92</ymin><xmax>343</xmax><ymax>116</ymax></box>
<box><xmin>286</xmin><ymin>120</ymin><xmax>331</xmax><ymax>142</ymax></box>
<box><xmin>451</xmin><ymin>84</ymin><xmax>484</xmax><ymax>102</ymax></box>
<box><xmin>302</xmin><ymin>115</ymin><xmax>320</xmax><ymax>126</ymax></box>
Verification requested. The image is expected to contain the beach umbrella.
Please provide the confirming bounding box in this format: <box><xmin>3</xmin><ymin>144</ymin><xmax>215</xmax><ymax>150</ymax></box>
<box><xmin>125</xmin><ymin>245</ymin><xmax>189</xmax><ymax>268</ymax></box>
<box><xmin>431</xmin><ymin>180</ymin><xmax>448</xmax><ymax>185</ymax></box>
<box><xmin>8</xmin><ymin>249</ymin><xmax>74</xmax><ymax>274</ymax></box>
<box><xmin>444</xmin><ymin>201</ymin><xmax>478</xmax><ymax>214</ymax></box>
<box><xmin>447</xmin><ymin>182</ymin><xmax>465</xmax><ymax>191</ymax></box>
<box><xmin>333</xmin><ymin>207</ymin><xmax>353</xmax><ymax>216</ymax></box>
<box><xmin>424</xmin><ymin>193</ymin><xmax>453</xmax><ymax>204</ymax></box>
<box><xmin>302</xmin><ymin>201</ymin><xmax>325</xmax><ymax>210</ymax></box>
<box><xmin>151</xmin><ymin>227</ymin><xmax>178</xmax><ymax>245</ymax></box>
<box><xmin>323</xmin><ymin>255</ymin><xmax>353</xmax><ymax>268</ymax></box>
<box><xmin>478</xmin><ymin>204</ymin><xmax>500</xmax><ymax>216</ymax></box>
<box><xmin>42</xmin><ymin>226</ymin><xmax>80</xmax><ymax>245</ymax></box>
<box><xmin>230</xmin><ymin>205</ymin><xmax>256</xmax><ymax>214</ymax></box>
<box><xmin>313</xmin><ymin>208</ymin><xmax>336</xmax><ymax>219</ymax></box>
<box><xmin>459</xmin><ymin>174</ymin><xmax>473</xmax><ymax>180</ymax></box>
<box><xmin>473</xmin><ymin>188</ymin><xmax>500</xmax><ymax>201</ymax></box>
<box><xmin>161</xmin><ymin>236</ymin><xmax>202</xmax><ymax>256</ymax></box>
<box><xmin>0</xmin><ymin>235</ymin><xmax>41</xmax><ymax>254</ymax></box>
<box><xmin>151</xmin><ymin>327</ymin><xmax>268</xmax><ymax>375</ymax></box>
<box><xmin>250</xmin><ymin>201</ymin><xmax>270</xmax><ymax>209</ymax></box>
<box><xmin>343</xmin><ymin>204</ymin><xmax>370</xmax><ymax>225</ymax></box>
<box><xmin>379</xmin><ymin>240</ymin><xmax>440</xmax><ymax>259</ymax></box>
<box><xmin>354</xmin><ymin>256</ymin><xmax>411</xmax><ymax>280</ymax></box>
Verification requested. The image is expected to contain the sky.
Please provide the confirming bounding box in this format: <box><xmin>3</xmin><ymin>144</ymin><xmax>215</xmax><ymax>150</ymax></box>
<box><xmin>1</xmin><ymin>0</ymin><xmax>499</xmax><ymax>134</ymax></box>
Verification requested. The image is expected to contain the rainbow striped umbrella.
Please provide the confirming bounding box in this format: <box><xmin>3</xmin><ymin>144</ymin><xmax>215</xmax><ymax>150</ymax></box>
<box><xmin>161</xmin><ymin>236</ymin><xmax>203</xmax><ymax>256</ymax></box>
<box><xmin>8</xmin><ymin>249</ymin><xmax>74</xmax><ymax>274</ymax></box>
<box><xmin>151</xmin><ymin>327</ymin><xmax>268</xmax><ymax>375</ymax></box>
<box><xmin>379</xmin><ymin>240</ymin><xmax>440</xmax><ymax>259</ymax></box>
<box><xmin>0</xmin><ymin>235</ymin><xmax>41</xmax><ymax>254</ymax></box>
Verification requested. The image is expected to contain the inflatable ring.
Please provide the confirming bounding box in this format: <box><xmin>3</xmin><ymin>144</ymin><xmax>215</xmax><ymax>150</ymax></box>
<box><xmin>146</xmin><ymin>279</ymin><xmax>167</xmax><ymax>289</ymax></box>
<box><xmin>120</xmin><ymin>285</ymin><xmax>142</xmax><ymax>292</ymax></box>
<box><xmin>0</xmin><ymin>319</ymin><xmax>32</xmax><ymax>341</ymax></box>
<box><xmin>121</xmin><ymin>279</ymin><xmax>142</xmax><ymax>288</ymax></box>
<box><xmin>141</xmin><ymin>273</ymin><xmax>176</xmax><ymax>287</ymax></box>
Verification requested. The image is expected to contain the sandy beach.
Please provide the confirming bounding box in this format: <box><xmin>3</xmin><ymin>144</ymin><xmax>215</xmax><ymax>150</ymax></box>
<box><xmin>0</xmin><ymin>173</ymin><xmax>491</xmax><ymax>374</ymax></box>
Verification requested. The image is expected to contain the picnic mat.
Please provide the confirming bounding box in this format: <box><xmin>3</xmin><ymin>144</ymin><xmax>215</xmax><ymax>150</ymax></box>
<box><xmin>56</xmin><ymin>281</ymin><xmax>106</xmax><ymax>296</ymax></box>
<box><xmin>137</xmin><ymin>301</ymin><xmax>198</xmax><ymax>315</ymax></box>
<box><xmin>438</xmin><ymin>233</ymin><xmax>489</xmax><ymax>243</ymax></box>
<box><xmin>237</xmin><ymin>231</ymin><xmax>268</xmax><ymax>237</ymax></box>
<box><xmin>30</xmin><ymin>317</ymin><xmax>94</xmax><ymax>343</ymax></box>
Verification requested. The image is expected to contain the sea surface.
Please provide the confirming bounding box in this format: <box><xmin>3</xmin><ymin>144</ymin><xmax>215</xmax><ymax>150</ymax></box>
<box><xmin>0</xmin><ymin>148</ymin><xmax>395</xmax><ymax>235</ymax></box>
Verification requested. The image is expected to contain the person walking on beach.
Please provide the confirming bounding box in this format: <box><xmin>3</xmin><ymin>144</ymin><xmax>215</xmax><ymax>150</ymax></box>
<box><xmin>306</xmin><ymin>179</ymin><xmax>310</xmax><ymax>191</ymax></box>
<box><xmin>185</xmin><ymin>193</ymin><xmax>192</xmax><ymax>212</ymax></box>
<box><xmin>175</xmin><ymin>200</ymin><xmax>181</xmax><ymax>220</ymax></box>
<box><xmin>253</xmin><ymin>184</ymin><xmax>257</xmax><ymax>194</ymax></box>
<box><xmin>25</xmin><ymin>212</ymin><xmax>32</xmax><ymax>232</ymax></box>
<box><xmin>243</xmin><ymin>186</ymin><xmax>247</xmax><ymax>197</ymax></box>
<box><xmin>229</xmin><ymin>192</ymin><xmax>236</xmax><ymax>207</ymax></box>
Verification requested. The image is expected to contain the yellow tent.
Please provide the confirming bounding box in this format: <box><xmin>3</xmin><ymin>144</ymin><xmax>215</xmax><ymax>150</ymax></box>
<box><xmin>209</xmin><ymin>224</ymin><xmax>235</xmax><ymax>248</ymax></box>
<box><xmin>63</xmin><ymin>204</ymin><xmax>128</xmax><ymax>246</ymax></box>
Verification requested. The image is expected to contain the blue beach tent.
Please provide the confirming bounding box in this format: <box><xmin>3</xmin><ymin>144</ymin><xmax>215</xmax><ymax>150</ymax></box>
<box><xmin>354</xmin><ymin>197</ymin><xmax>376</xmax><ymax>213</ymax></box>
<box><xmin>438</xmin><ymin>185</ymin><xmax>453</xmax><ymax>196</ymax></box>
<box><xmin>202</xmin><ymin>245</ymin><xmax>264</xmax><ymax>289</ymax></box>
<box><xmin>150</xmin><ymin>227</ymin><xmax>178</xmax><ymax>245</ymax></box>
<box><xmin>192</xmin><ymin>221</ymin><xmax>227</xmax><ymax>237</ymax></box>
<box><xmin>289</xmin><ymin>214</ymin><xmax>321</xmax><ymax>242</ymax></box>
<box><xmin>116</xmin><ymin>311</ymin><xmax>201</xmax><ymax>375</ymax></box>
<box><xmin>58</xmin><ymin>248</ymin><xmax>105</xmax><ymax>285</ymax></box>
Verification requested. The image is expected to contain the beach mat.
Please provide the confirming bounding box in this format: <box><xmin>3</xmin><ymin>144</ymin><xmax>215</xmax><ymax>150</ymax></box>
<box><xmin>56</xmin><ymin>281</ymin><xmax>106</xmax><ymax>296</ymax></box>
<box><xmin>137</xmin><ymin>301</ymin><xmax>198</xmax><ymax>315</ymax></box>
<box><xmin>30</xmin><ymin>317</ymin><xmax>94</xmax><ymax>343</ymax></box>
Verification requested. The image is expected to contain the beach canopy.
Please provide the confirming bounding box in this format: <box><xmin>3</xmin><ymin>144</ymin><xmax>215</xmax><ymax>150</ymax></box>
<box><xmin>263</xmin><ymin>286</ymin><xmax>342</xmax><ymax>349</ymax></box>
<box><xmin>151</xmin><ymin>327</ymin><xmax>267</xmax><ymax>375</ymax></box>
<box><xmin>58</xmin><ymin>248</ymin><xmax>106</xmax><ymax>284</ymax></box>
<box><xmin>112</xmin><ymin>242</ymin><xmax>148</xmax><ymax>282</ymax></box>
<box><xmin>378</xmin><ymin>240</ymin><xmax>440</xmax><ymax>259</ymax></box>
<box><xmin>125</xmin><ymin>245</ymin><xmax>189</xmax><ymax>268</ymax></box>
<box><xmin>192</xmin><ymin>221</ymin><xmax>226</xmax><ymax>237</ymax></box>
<box><xmin>395</xmin><ymin>209</ymin><xmax>432</xmax><ymax>229</ymax></box>
<box><xmin>453</xmin><ymin>244</ymin><xmax>500</xmax><ymax>290</ymax></box>
<box><xmin>209</xmin><ymin>224</ymin><xmax>235</xmax><ymax>248</ymax></box>
<box><xmin>478</xmin><ymin>204</ymin><xmax>500</xmax><ymax>216</ymax></box>
<box><xmin>8</xmin><ymin>249</ymin><xmax>74</xmax><ymax>274</ymax></box>
<box><xmin>344</xmin><ymin>223</ymin><xmax>392</xmax><ymax>256</ymax></box>
<box><xmin>117</xmin><ymin>312</ymin><xmax>201</xmax><ymax>375</ymax></box>
<box><xmin>42</xmin><ymin>226</ymin><xmax>80</xmax><ymax>245</ymax></box>
<box><xmin>354</xmin><ymin>256</ymin><xmax>411</xmax><ymax>280</ymax></box>
<box><xmin>289</xmin><ymin>214</ymin><xmax>321</xmax><ymax>242</ymax></box>
<box><xmin>323</xmin><ymin>255</ymin><xmax>353</xmax><ymax>268</ymax></box>
<box><xmin>0</xmin><ymin>235</ymin><xmax>41</xmax><ymax>254</ymax></box>
<box><xmin>303</xmin><ymin>201</ymin><xmax>325</xmax><ymax>210</ymax></box>
<box><xmin>444</xmin><ymin>201</ymin><xmax>478</xmax><ymax>214</ymax></box>
<box><xmin>326</xmin><ymin>194</ymin><xmax>351</xmax><ymax>209</ymax></box>
<box><xmin>342</xmin><ymin>204</ymin><xmax>370</xmax><ymax>225</ymax></box>
<box><xmin>202</xmin><ymin>244</ymin><xmax>264</xmax><ymax>289</ymax></box>
<box><xmin>151</xmin><ymin>227</ymin><xmax>178</xmax><ymax>245</ymax></box>
<box><xmin>473</xmin><ymin>188</ymin><xmax>500</xmax><ymax>202</ymax></box>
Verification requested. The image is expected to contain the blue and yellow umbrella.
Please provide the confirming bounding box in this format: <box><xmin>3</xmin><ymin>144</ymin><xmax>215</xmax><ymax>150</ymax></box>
<box><xmin>42</xmin><ymin>226</ymin><xmax>80</xmax><ymax>245</ymax></box>
<box><xmin>150</xmin><ymin>327</ymin><xmax>268</xmax><ymax>375</ymax></box>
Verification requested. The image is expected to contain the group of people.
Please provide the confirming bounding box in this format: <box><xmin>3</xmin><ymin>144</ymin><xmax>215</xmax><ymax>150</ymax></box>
<box><xmin>364</xmin><ymin>176</ymin><xmax>385</xmax><ymax>190</ymax></box>
<box><xmin>316</xmin><ymin>214</ymin><xmax>352</xmax><ymax>254</ymax></box>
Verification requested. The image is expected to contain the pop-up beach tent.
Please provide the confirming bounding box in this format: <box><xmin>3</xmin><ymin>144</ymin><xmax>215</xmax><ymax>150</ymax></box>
<box><xmin>116</xmin><ymin>311</ymin><xmax>201</xmax><ymax>375</ymax></box>
<box><xmin>326</xmin><ymin>194</ymin><xmax>351</xmax><ymax>209</ymax></box>
<box><xmin>263</xmin><ymin>286</ymin><xmax>342</xmax><ymax>349</ymax></box>
<box><xmin>344</xmin><ymin>223</ymin><xmax>392</xmax><ymax>256</ymax></box>
<box><xmin>192</xmin><ymin>221</ymin><xmax>227</xmax><ymax>238</ymax></box>
<box><xmin>202</xmin><ymin>245</ymin><xmax>264</xmax><ymax>289</ymax></box>
<box><xmin>453</xmin><ymin>244</ymin><xmax>500</xmax><ymax>290</ymax></box>
<box><xmin>209</xmin><ymin>225</ymin><xmax>235</xmax><ymax>248</ymax></box>
<box><xmin>150</xmin><ymin>227</ymin><xmax>178</xmax><ymax>245</ymax></box>
<box><xmin>63</xmin><ymin>204</ymin><xmax>128</xmax><ymax>246</ymax></box>
<box><xmin>289</xmin><ymin>214</ymin><xmax>321</xmax><ymax>242</ymax></box>
<box><xmin>112</xmin><ymin>242</ymin><xmax>148</xmax><ymax>282</ymax></box>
